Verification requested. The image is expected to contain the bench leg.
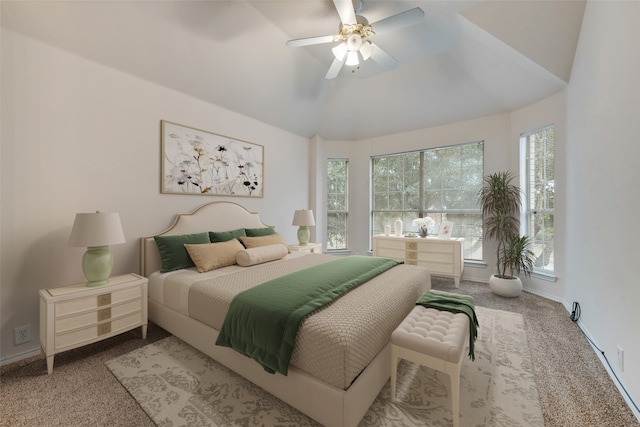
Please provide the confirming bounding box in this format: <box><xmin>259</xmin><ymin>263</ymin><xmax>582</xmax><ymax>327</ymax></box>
<box><xmin>450</xmin><ymin>369</ymin><xmax>460</xmax><ymax>427</ymax></box>
<box><xmin>390</xmin><ymin>345</ymin><xmax>398</xmax><ymax>402</ymax></box>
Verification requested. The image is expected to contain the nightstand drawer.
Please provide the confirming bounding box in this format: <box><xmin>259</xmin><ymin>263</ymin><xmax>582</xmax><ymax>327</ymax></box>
<box><xmin>55</xmin><ymin>286</ymin><xmax>142</xmax><ymax>317</ymax></box>
<box><xmin>55</xmin><ymin>299</ymin><xmax>142</xmax><ymax>333</ymax></box>
<box><xmin>55</xmin><ymin>311</ymin><xmax>143</xmax><ymax>351</ymax></box>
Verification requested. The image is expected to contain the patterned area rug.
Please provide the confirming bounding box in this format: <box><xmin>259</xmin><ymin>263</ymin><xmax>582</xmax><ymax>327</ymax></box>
<box><xmin>106</xmin><ymin>306</ymin><xmax>544</xmax><ymax>426</ymax></box>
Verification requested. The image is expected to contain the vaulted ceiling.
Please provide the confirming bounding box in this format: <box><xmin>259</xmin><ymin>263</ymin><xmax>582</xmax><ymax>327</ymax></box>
<box><xmin>2</xmin><ymin>1</ymin><xmax>586</xmax><ymax>140</ymax></box>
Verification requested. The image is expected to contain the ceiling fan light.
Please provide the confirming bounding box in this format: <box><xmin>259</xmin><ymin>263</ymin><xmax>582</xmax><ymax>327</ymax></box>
<box><xmin>332</xmin><ymin>43</ymin><xmax>347</xmax><ymax>61</ymax></box>
<box><xmin>346</xmin><ymin>34</ymin><xmax>363</xmax><ymax>52</ymax></box>
<box><xmin>346</xmin><ymin>51</ymin><xmax>359</xmax><ymax>66</ymax></box>
<box><xmin>360</xmin><ymin>41</ymin><xmax>373</xmax><ymax>60</ymax></box>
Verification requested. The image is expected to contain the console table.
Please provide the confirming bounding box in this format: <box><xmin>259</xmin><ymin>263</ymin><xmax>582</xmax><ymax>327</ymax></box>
<box><xmin>372</xmin><ymin>235</ymin><xmax>465</xmax><ymax>287</ymax></box>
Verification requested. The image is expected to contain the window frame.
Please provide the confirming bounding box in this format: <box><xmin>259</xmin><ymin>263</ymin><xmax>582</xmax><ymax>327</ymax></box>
<box><xmin>520</xmin><ymin>125</ymin><xmax>555</xmax><ymax>278</ymax></box>
<box><xmin>326</xmin><ymin>158</ymin><xmax>349</xmax><ymax>252</ymax></box>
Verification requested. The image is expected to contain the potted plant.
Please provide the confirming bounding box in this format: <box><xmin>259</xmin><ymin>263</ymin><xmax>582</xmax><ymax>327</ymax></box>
<box><xmin>477</xmin><ymin>171</ymin><xmax>536</xmax><ymax>297</ymax></box>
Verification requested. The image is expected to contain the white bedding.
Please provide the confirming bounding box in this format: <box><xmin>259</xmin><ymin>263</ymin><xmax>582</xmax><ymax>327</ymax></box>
<box><xmin>148</xmin><ymin>252</ymin><xmax>309</xmax><ymax>315</ymax></box>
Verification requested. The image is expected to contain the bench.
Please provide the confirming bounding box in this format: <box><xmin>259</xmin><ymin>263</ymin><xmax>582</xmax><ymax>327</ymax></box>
<box><xmin>390</xmin><ymin>297</ymin><xmax>472</xmax><ymax>427</ymax></box>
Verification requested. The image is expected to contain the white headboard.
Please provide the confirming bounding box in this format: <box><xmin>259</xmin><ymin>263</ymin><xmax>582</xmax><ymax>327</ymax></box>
<box><xmin>140</xmin><ymin>201</ymin><xmax>270</xmax><ymax>277</ymax></box>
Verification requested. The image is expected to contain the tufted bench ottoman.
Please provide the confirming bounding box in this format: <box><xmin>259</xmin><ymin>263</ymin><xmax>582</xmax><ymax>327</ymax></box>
<box><xmin>390</xmin><ymin>296</ymin><xmax>472</xmax><ymax>427</ymax></box>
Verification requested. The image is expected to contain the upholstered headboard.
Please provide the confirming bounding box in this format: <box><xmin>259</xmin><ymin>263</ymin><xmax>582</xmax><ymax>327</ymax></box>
<box><xmin>140</xmin><ymin>201</ymin><xmax>270</xmax><ymax>277</ymax></box>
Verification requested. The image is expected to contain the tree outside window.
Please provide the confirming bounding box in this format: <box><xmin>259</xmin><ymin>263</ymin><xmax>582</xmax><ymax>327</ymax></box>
<box><xmin>327</xmin><ymin>159</ymin><xmax>348</xmax><ymax>251</ymax></box>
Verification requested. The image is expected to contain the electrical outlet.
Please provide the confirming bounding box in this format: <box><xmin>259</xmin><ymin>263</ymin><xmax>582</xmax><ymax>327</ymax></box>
<box><xmin>14</xmin><ymin>324</ymin><xmax>31</xmax><ymax>345</ymax></box>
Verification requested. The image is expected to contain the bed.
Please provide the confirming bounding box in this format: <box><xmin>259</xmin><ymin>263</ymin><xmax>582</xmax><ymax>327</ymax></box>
<box><xmin>140</xmin><ymin>201</ymin><xmax>431</xmax><ymax>427</ymax></box>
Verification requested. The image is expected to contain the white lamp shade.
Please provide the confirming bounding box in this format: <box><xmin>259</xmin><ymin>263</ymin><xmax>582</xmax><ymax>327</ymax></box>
<box><xmin>360</xmin><ymin>41</ymin><xmax>373</xmax><ymax>60</ymax></box>
<box><xmin>345</xmin><ymin>51</ymin><xmax>359</xmax><ymax>66</ymax></box>
<box><xmin>332</xmin><ymin>43</ymin><xmax>347</xmax><ymax>61</ymax></box>
<box><xmin>68</xmin><ymin>212</ymin><xmax>126</xmax><ymax>247</ymax></box>
<box><xmin>292</xmin><ymin>210</ymin><xmax>315</xmax><ymax>227</ymax></box>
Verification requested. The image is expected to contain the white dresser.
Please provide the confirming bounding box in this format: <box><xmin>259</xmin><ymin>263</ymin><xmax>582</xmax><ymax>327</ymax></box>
<box><xmin>372</xmin><ymin>235</ymin><xmax>465</xmax><ymax>287</ymax></box>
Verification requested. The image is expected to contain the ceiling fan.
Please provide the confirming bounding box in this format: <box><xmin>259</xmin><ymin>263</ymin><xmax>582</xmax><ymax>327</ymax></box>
<box><xmin>286</xmin><ymin>0</ymin><xmax>425</xmax><ymax>79</ymax></box>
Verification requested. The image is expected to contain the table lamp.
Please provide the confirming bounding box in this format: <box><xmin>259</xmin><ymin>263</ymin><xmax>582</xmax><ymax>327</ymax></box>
<box><xmin>68</xmin><ymin>211</ymin><xmax>126</xmax><ymax>287</ymax></box>
<box><xmin>292</xmin><ymin>209</ymin><xmax>315</xmax><ymax>246</ymax></box>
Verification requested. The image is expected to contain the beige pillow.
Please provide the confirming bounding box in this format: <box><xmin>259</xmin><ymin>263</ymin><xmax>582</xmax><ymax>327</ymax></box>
<box><xmin>184</xmin><ymin>239</ymin><xmax>244</xmax><ymax>273</ymax></box>
<box><xmin>236</xmin><ymin>244</ymin><xmax>289</xmax><ymax>267</ymax></box>
<box><xmin>239</xmin><ymin>233</ymin><xmax>291</xmax><ymax>253</ymax></box>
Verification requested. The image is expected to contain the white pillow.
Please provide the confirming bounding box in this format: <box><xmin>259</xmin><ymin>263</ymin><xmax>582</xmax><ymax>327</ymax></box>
<box><xmin>236</xmin><ymin>244</ymin><xmax>289</xmax><ymax>267</ymax></box>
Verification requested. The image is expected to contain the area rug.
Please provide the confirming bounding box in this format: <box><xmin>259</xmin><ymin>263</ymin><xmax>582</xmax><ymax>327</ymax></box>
<box><xmin>106</xmin><ymin>306</ymin><xmax>544</xmax><ymax>426</ymax></box>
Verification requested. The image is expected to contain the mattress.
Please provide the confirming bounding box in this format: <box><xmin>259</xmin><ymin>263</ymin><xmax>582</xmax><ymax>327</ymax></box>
<box><xmin>148</xmin><ymin>253</ymin><xmax>429</xmax><ymax>390</ymax></box>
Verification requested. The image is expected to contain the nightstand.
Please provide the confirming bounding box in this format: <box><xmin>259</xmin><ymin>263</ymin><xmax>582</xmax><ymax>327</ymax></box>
<box><xmin>39</xmin><ymin>273</ymin><xmax>148</xmax><ymax>374</ymax></box>
<box><xmin>289</xmin><ymin>242</ymin><xmax>323</xmax><ymax>253</ymax></box>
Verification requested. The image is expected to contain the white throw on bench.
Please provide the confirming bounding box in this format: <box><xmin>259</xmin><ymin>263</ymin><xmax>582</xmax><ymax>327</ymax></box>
<box><xmin>390</xmin><ymin>293</ymin><xmax>472</xmax><ymax>427</ymax></box>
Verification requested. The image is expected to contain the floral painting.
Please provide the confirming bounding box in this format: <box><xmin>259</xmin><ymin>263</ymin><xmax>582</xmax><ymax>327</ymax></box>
<box><xmin>161</xmin><ymin>120</ymin><xmax>263</xmax><ymax>197</ymax></box>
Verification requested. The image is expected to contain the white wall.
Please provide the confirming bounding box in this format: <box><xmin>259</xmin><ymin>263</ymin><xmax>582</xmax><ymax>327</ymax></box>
<box><xmin>0</xmin><ymin>29</ymin><xmax>310</xmax><ymax>364</ymax></box>
<box><xmin>565</xmin><ymin>1</ymin><xmax>640</xmax><ymax>408</ymax></box>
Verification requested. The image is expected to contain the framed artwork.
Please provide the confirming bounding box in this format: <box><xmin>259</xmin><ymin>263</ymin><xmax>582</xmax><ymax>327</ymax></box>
<box><xmin>438</xmin><ymin>221</ymin><xmax>454</xmax><ymax>239</ymax></box>
<box><xmin>161</xmin><ymin>120</ymin><xmax>263</xmax><ymax>197</ymax></box>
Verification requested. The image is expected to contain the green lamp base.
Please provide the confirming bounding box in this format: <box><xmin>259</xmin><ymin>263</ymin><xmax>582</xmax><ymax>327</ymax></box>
<box><xmin>82</xmin><ymin>246</ymin><xmax>113</xmax><ymax>287</ymax></box>
<box><xmin>297</xmin><ymin>226</ymin><xmax>310</xmax><ymax>246</ymax></box>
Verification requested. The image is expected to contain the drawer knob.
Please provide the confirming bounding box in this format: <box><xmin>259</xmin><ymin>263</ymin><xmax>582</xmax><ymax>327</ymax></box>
<box><xmin>97</xmin><ymin>308</ymin><xmax>111</xmax><ymax>321</ymax></box>
<box><xmin>97</xmin><ymin>294</ymin><xmax>111</xmax><ymax>306</ymax></box>
<box><xmin>97</xmin><ymin>322</ymin><xmax>111</xmax><ymax>336</ymax></box>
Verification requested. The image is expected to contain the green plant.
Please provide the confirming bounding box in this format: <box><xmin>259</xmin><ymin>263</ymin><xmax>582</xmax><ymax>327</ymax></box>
<box><xmin>477</xmin><ymin>171</ymin><xmax>535</xmax><ymax>279</ymax></box>
<box><xmin>502</xmin><ymin>235</ymin><xmax>536</xmax><ymax>278</ymax></box>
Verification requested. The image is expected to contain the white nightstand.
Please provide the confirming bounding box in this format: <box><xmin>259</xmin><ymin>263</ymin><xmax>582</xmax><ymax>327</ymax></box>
<box><xmin>289</xmin><ymin>242</ymin><xmax>323</xmax><ymax>254</ymax></box>
<box><xmin>39</xmin><ymin>273</ymin><xmax>148</xmax><ymax>374</ymax></box>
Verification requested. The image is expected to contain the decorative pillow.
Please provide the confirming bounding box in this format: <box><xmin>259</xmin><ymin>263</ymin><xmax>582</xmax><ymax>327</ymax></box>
<box><xmin>239</xmin><ymin>233</ymin><xmax>290</xmax><ymax>252</ymax></box>
<box><xmin>184</xmin><ymin>239</ymin><xmax>244</xmax><ymax>273</ymax></box>
<box><xmin>154</xmin><ymin>232</ymin><xmax>210</xmax><ymax>272</ymax></box>
<box><xmin>244</xmin><ymin>227</ymin><xmax>276</xmax><ymax>237</ymax></box>
<box><xmin>236</xmin><ymin>244</ymin><xmax>289</xmax><ymax>267</ymax></box>
<box><xmin>209</xmin><ymin>228</ymin><xmax>246</xmax><ymax>243</ymax></box>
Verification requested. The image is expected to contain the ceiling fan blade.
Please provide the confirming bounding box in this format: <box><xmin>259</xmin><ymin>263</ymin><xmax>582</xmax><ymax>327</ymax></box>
<box><xmin>370</xmin><ymin>7</ymin><xmax>425</xmax><ymax>35</ymax></box>
<box><xmin>369</xmin><ymin>43</ymin><xmax>398</xmax><ymax>70</ymax></box>
<box><xmin>325</xmin><ymin>57</ymin><xmax>346</xmax><ymax>79</ymax></box>
<box><xmin>333</xmin><ymin>0</ymin><xmax>357</xmax><ymax>25</ymax></box>
<box><xmin>286</xmin><ymin>35</ymin><xmax>336</xmax><ymax>48</ymax></box>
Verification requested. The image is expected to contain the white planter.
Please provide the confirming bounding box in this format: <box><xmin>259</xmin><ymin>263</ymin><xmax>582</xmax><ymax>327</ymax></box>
<box><xmin>489</xmin><ymin>274</ymin><xmax>523</xmax><ymax>298</ymax></box>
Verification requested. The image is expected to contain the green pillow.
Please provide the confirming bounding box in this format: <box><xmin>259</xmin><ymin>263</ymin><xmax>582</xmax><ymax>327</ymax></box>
<box><xmin>245</xmin><ymin>227</ymin><xmax>276</xmax><ymax>237</ymax></box>
<box><xmin>209</xmin><ymin>228</ymin><xmax>246</xmax><ymax>243</ymax></box>
<box><xmin>154</xmin><ymin>232</ymin><xmax>210</xmax><ymax>272</ymax></box>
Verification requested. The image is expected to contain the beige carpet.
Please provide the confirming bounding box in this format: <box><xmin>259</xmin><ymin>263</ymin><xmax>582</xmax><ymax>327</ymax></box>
<box><xmin>106</xmin><ymin>306</ymin><xmax>543</xmax><ymax>426</ymax></box>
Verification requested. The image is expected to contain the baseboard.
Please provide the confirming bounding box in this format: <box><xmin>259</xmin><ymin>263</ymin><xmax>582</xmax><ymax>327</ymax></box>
<box><xmin>523</xmin><ymin>286</ymin><xmax>563</xmax><ymax>303</ymax></box>
<box><xmin>565</xmin><ymin>307</ymin><xmax>640</xmax><ymax>423</ymax></box>
<box><xmin>0</xmin><ymin>348</ymin><xmax>42</xmax><ymax>367</ymax></box>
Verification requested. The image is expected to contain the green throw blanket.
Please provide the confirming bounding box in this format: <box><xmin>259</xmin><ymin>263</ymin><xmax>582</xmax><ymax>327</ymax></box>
<box><xmin>416</xmin><ymin>291</ymin><xmax>479</xmax><ymax>360</ymax></box>
<box><xmin>215</xmin><ymin>255</ymin><xmax>403</xmax><ymax>375</ymax></box>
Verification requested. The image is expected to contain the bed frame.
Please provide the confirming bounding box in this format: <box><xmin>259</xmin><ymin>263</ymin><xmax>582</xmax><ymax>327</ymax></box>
<box><xmin>140</xmin><ymin>201</ymin><xmax>393</xmax><ymax>427</ymax></box>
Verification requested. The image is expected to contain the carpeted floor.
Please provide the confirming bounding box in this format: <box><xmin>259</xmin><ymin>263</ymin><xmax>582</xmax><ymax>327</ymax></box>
<box><xmin>1</xmin><ymin>278</ymin><xmax>638</xmax><ymax>427</ymax></box>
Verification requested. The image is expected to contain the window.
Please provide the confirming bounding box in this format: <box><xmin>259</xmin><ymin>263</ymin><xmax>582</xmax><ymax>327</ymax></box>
<box><xmin>521</xmin><ymin>126</ymin><xmax>555</xmax><ymax>276</ymax></box>
<box><xmin>327</xmin><ymin>159</ymin><xmax>349</xmax><ymax>251</ymax></box>
<box><xmin>371</xmin><ymin>142</ymin><xmax>483</xmax><ymax>260</ymax></box>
